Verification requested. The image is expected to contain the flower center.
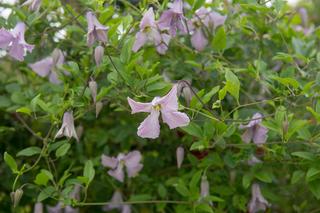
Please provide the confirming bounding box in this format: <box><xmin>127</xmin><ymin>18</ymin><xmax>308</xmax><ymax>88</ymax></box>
<box><xmin>153</xmin><ymin>104</ymin><xmax>161</xmax><ymax>111</ymax></box>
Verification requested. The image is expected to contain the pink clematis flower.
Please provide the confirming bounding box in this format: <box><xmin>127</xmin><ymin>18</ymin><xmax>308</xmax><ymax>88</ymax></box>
<box><xmin>0</xmin><ymin>22</ymin><xmax>34</xmax><ymax>61</ymax></box>
<box><xmin>55</xmin><ymin>111</ymin><xmax>79</xmax><ymax>142</ymax></box>
<box><xmin>132</xmin><ymin>8</ymin><xmax>171</xmax><ymax>54</ymax></box>
<box><xmin>128</xmin><ymin>84</ymin><xmax>190</xmax><ymax>139</ymax></box>
<box><xmin>86</xmin><ymin>11</ymin><xmax>108</xmax><ymax>47</ymax></box>
<box><xmin>22</xmin><ymin>0</ymin><xmax>41</xmax><ymax>11</ymax></box>
<box><xmin>157</xmin><ymin>0</ymin><xmax>187</xmax><ymax>37</ymax></box>
<box><xmin>101</xmin><ymin>150</ymin><xmax>143</xmax><ymax>182</ymax></box>
<box><xmin>240</xmin><ymin>113</ymin><xmax>268</xmax><ymax>145</ymax></box>
<box><xmin>188</xmin><ymin>7</ymin><xmax>226</xmax><ymax>51</ymax></box>
<box><xmin>102</xmin><ymin>190</ymin><xmax>131</xmax><ymax>213</ymax></box>
<box><xmin>29</xmin><ymin>48</ymin><xmax>68</xmax><ymax>84</ymax></box>
<box><xmin>248</xmin><ymin>183</ymin><xmax>270</xmax><ymax>213</ymax></box>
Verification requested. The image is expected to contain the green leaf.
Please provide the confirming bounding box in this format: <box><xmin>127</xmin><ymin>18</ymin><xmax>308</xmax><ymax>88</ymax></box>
<box><xmin>17</xmin><ymin>147</ymin><xmax>41</xmax><ymax>157</ymax></box>
<box><xmin>212</xmin><ymin>27</ymin><xmax>227</xmax><ymax>51</ymax></box>
<box><xmin>4</xmin><ymin>152</ymin><xmax>18</xmax><ymax>173</ymax></box>
<box><xmin>37</xmin><ymin>186</ymin><xmax>55</xmax><ymax>202</ymax></box>
<box><xmin>55</xmin><ymin>143</ymin><xmax>71</xmax><ymax>158</ymax></box>
<box><xmin>84</xmin><ymin>160</ymin><xmax>95</xmax><ymax>184</ymax></box>
<box><xmin>306</xmin><ymin>168</ymin><xmax>320</xmax><ymax>182</ymax></box>
<box><xmin>195</xmin><ymin>203</ymin><xmax>214</xmax><ymax>213</ymax></box>
<box><xmin>242</xmin><ymin>173</ymin><xmax>252</xmax><ymax>189</ymax></box>
<box><xmin>255</xmin><ymin>170</ymin><xmax>273</xmax><ymax>183</ymax></box>
<box><xmin>271</xmin><ymin>76</ymin><xmax>299</xmax><ymax>89</ymax></box>
<box><xmin>192</xmin><ymin>0</ymin><xmax>205</xmax><ymax>11</ymax></box>
<box><xmin>225</xmin><ymin>70</ymin><xmax>240</xmax><ymax>102</ymax></box>
<box><xmin>175</xmin><ymin>181</ymin><xmax>190</xmax><ymax>197</ymax></box>
<box><xmin>189</xmin><ymin>170</ymin><xmax>203</xmax><ymax>193</ymax></box>
<box><xmin>16</xmin><ymin>107</ymin><xmax>32</xmax><ymax>116</ymax></box>
<box><xmin>181</xmin><ymin>123</ymin><xmax>202</xmax><ymax>138</ymax></box>
<box><xmin>291</xmin><ymin>170</ymin><xmax>305</xmax><ymax>184</ymax></box>
<box><xmin>308</xmin><ymin>180</ymin><xmax>320</xmax><ymax>199</ymax></box>
<box><xmin>291</xmin><ymin>152</ymin><xmax>315</xmax><ymax>161</ymax></box>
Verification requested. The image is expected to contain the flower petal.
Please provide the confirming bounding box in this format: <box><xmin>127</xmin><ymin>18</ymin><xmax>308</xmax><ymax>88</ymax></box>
<box><xmin>0</xmin><ymin>28</ymin><xmax>13</xmax><ymax>49</ymax></box>
<box><xmin>241</xmin><ymin>128</ymin><xmax>253</xmax><ymax>143</ymax></box>
<box><xmin>29</xmin><ymin>57</ymin><xmax>53</xmax><ymax>77</ymax></box>
<box><xmin>158</xmin><ymin>84</ymin><xmax>179</xmax><ymax>111</ymax></box>
<box><xmin>124</xmin><ymin>151</ymin><xmax>143</xmax><ymax>177</ymax></box>
<box><xmin>108</xmin><ymin>164</ymin><xmax>125</xmax><ymax>182</ymax></box>
<box><xmin>253</xmin><ymin>125</ymin><xmax>268</xmax><ymax>145</ymax></box>
<box><xmin>140</xmin><ymin>8</ymin><xmax>156</xmax><ymax>29</ymax></box>
<box><xmin>127</xmin><ymin>97</ymin><xmax>152</xmax><ymax>114</ymax></box>
<box><xmin>161</xmin><ymin>111</ymin><xmax>190</xmax><ymax>129</ymax></box>
<box><xmin>132</xmin><ymin>31</ymin><xmax>148</xmax><ymax>52</ymax></box>
<box><xmin>8</xmin><ymin>41</ymin><xmax>24</xmax><ymax>61</ymax></box>
<box><xmin>137</xmin><ymin>110</ymin><xmax>160</xmax><ymax>139</ymax></box>
<box><xmin>101</xmin><ymin>154</ymin><xmax>118</xmax><ymax>169</ymax></box>
<box><xmin>191</xmin><ymin>29</ymin><xmax>208</xmax><ymax>51</ymax></box>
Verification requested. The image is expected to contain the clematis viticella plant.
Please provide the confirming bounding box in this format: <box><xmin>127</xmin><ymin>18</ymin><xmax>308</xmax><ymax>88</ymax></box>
<box><xmin>1</xmin><ymin>0</ymin><xmax>320</xmax><ymax>212</ymax></box>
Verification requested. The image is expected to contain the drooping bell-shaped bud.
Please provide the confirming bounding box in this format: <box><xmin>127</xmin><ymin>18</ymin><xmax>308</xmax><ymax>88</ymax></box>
<box><xmin>94</xmin><ymin>45</ymin><xmax>104</xmax><ymax>66</ymax></box>
<box><xmin>11</xmin><ymin>188</ymin><xmax>23</xmax><ymax>208</ymax></box>
<box><xmin>76</xmin><ymin>125</ymin><xmax>84</xmax><ymax>140</ymax></box>
<box><xmin>96</xmin><ymin>101</ymin><xmax>103</xmax><ymax>118</ymax></box>
<box><xmin>200</xmin><ymin>175</ymin><xmax>209</xmax><ymax>198</ymax></box>
<box><xmin>176</xmin><ymin>146</ymin><xmax>184</xmax><ymax>169</ymax></box>
<box><xmin>89</xmin><ymin>79</ymin><xmax>97</xmax><ymax>103</ymax></box>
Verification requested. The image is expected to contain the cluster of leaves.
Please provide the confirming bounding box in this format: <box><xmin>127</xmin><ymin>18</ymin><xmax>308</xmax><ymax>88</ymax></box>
<box><xmin>1</xmin><ymin>0</ymin><xmax>320</xmax><ymax>212</ymax></box>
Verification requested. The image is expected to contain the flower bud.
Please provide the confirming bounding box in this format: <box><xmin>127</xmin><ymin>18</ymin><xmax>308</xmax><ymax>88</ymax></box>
<box><xmin>96</xmin><ymin>101</ymin><xmax>103</xmax><ymax>118</ymax></box>
<box><xmin>11</xmin><ymin>188</ymin><xmax>23</xmax><ymax>208</ymax></box>
<box><xmin>89</xmin><ymin>79</ymin><xmax>97</xmax><ymax>103</ymax></box>
<box><xmin>94</xmin><ymin>45</ymin><xmax>104</xmax><ymax>66</ymax></box>
<box><xmin>176</xmin><ymin>146</ymin><xmax>184</xmax><ymax>169</ymax></box>
<box><xmin>200</xmin><ymin>175</ymin><xmax>209</xmax><ymax>198</ymax></box>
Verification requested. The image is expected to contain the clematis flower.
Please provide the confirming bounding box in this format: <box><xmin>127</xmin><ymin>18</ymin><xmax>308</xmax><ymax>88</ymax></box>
<box><xmin>240</xmin><ymin>113</ymin><xmax>268</xmax><ymax>145</ymax></box>
<box><xmin>102</xmin><ymin>190</ymin><xmax>131</xmax><ymax>213</ymax></box>
<box><xmin>132</xmin><ymin>8</ymin><xmax>171</xmax><ymax>55</ymax></box>
<box><xmin>247</xmin><ymin>155</ymin><xmax>262</xmax><ymax>166</ymax></box>
<box><xmin>127</xmin><ymin>84</ymin><xmax>190</xmax><ymax>139</ymax></box>
<box><xmin>176</xmin><ymin>146</ymin><xmax>184</xmax><ymax>169</ymax></box>
<box><xmin>188</xmin><ymin>7</ymin><xmax>226</xmax><ymax>51</ymax></box>
<box><xmin>22</xmin><ymin>0</ymin><xmax>41</xmax><ymax>11</ymax></box>
<box><xmin>0</xmin><ymin>22</ymin><xmax>34</xmax><ymax>61</ymax></box>
<box><xmin>86</xmin><ymin>11</ymin><xmax>108</xmax><ymax>46</ymax></box>
<box><xmin>157</xmin><ymin>0</ymin><xmax>187</xmax><ymax>36</ymax></box>
<box><xmin>29</xmin><ymin>48</ymin><xmax>68</xmax><ymax>84</ymax></box>
<box><xmin>248</xmin><ymin>183</ymin><xmax>270</xmax><ymax>213</ymax></box>
<box><xmin>101</xmin><ymin>150</ymin><xmax>143</xmax><ymax>182</ymax></box>
<box><xmin>55</xmin><ymin>111</ymin><xmax>79</xmax><ymax>142</ymax></box>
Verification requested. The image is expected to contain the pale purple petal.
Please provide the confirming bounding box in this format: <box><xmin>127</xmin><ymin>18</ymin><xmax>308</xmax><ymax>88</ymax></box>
<box><xmin>103</xmin><ymin>190</ymin><xmax>123</xmax><ymax>210</ymax></box>
<box><xmin>161</xmin><ymin>111</ymin><xmax>190</xmax><ymax>129</ymax></box>
<box><xmin>64</xmin><ymin>206</ymin><xmax>79</xmax><ymax>213</ymax></box>
<box><xmin>0</xmin><ymin>28</ymin><xmax>13</xmax><ymax>49</ymax></box>
<box><xmin>8</xmin><ymin>41</ymin><xmax>25</xmax><ymax>61</ymax></box>
<box><xmin>96</xmin><ymin>30</ymin><xmax>108</xmax><ymax>43</ymax></box>
<box><xmin>132</xmin><ymin>31</ymin><xmax>148</xmax><ymax>52</ymax></box>
<box><xmin>209</xmin><ymin>11</ymin><xmax>227</xmax><ymax>29</ymax></box>
<box><xmin>157</xmin><ymin>10</ymin><xmax>174</xmax><ymax>31</ymax></box>
<box><xmin>96</xmin><ymin>101</ymin><xmax>103</xmax><ymax>118</ymax></box>
<box><xmin>137</xmin><ymin>110</ymin><xmax>160</xmax><ymax>139</ymax></box>
<box><xmin>200</xmin><ymin>175</ymin><xmax>210</xmax><ymax>198</ymax></box>
<box><xmin>241</xmin><ymin>128</ymin><xmax>253</xmax><ymax>143</ymax></box>
<box><xmin>108</xmin><ymin>164</ymin><xmax>125</xmax><ymax>182</ymax></box>
<box><xmin>101</xmin><ymin>154</ymin><xmax>118</xmax><ymax>169</ymax></box>
<box><xmin>127</xmin><ymin>97</ymin><xmax>152</xmax><ymax>114</ymax></box>
<box><xmin>176</xmin><ymin>146</ymin><xmax>184</xmax><ymax>169</ymax></box>
<box><xmin>22</xmin><ymin>0</ymin><xmax>41</xmax><ymax>11</ymax></box>
<box><xmin>86</xmin><ymin>11</ymin><xmax>108</xmax><ymax>46</ymax></box>
<box><xmin>252</xmin><ymin>125</ymin><xmax>268</xmax><ymax>145</ymax></box>
<box><xmin>191</xmin><ymin>29</ymin><xmax>208</xmax><ymax>51</ymax></box>
<box><xmin>55</xmin><ymin>111</ymin><xmax>78</xmax><ymax>142</ymax></box>
<box><xmin>51</xmin><ymin>48</ymin><xmax>64</xmax><ymax>66</ymax></box>
<box><xmin>248</xmin><ymin>184</ymin><xmax>270</xmax><ymax>213</ymax></box>
<box><xmin>140</xmin><ymin>8</ymin><xmax>156</xmax><ymax>29</ymax></box>
<box><xmin>158</xmin><ymin>84</ymin><xmax>179</xmax><ymax>111</ymax></box>
<box><xmin>240</xmin><ymin>113</ymin><xmax>263</xmax><ymax>129</ymax></box>
<box><xmin>122</xmin><ymin>205</ymin><xmax>131</xmax><ymax>213</ymax></box>
<box><xmin>34</xmin><ymin>202</ymin><xmax>43</xmax><ymax>213</ymax></box>
<box><xmin>29</xmin><ymin>57</ymin><xmax>53</xmax><ymax>77</ymax></box>
<box><xmin>48</xmin><ymin>71</ymin><xmax>61</xmax><ymax>84</ymax></box>
<box><xmin>124</xmin><ymin>151</ymin><xmax>143</xmax><ymax>177</ymax></box>
<box><xmin>171</xmin><ymin>0</ymin><xmax>183</xmax><ymax>14</ymax></box>
<box><xmin>155</xmin><ymin>33</ymin><xmax>171</xmax><ymax>54</ymax></box>
<box><xmin>46</xmin><ymin>202</ymin><xmax>62</xmax><ymax>213</ymax></box>
<box><xmin>247</xmin><ymin>155</ymin><xmax>262</xmax><ymax>166</ymax></box>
